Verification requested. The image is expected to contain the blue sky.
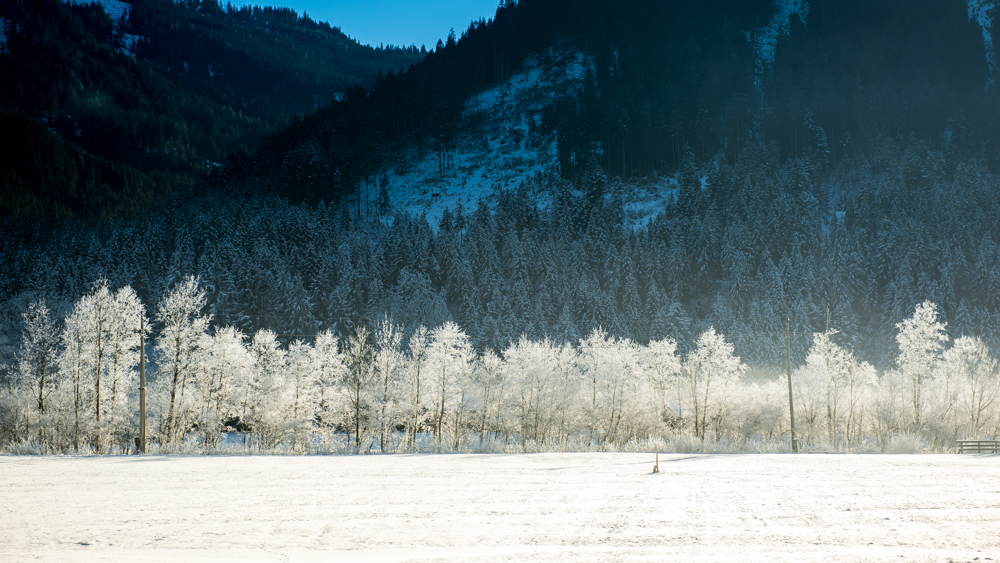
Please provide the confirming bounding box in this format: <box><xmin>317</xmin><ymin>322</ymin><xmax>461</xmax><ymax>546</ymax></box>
<box><xmin>267</xmin><ymin>0</ymin><xmax>502</xmax><ymax>49</ymax></box>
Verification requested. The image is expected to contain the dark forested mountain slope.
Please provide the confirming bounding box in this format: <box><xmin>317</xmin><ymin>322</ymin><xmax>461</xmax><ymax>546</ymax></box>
<box><xmin>230</xmin><ymin>0</ymin><xmax>999</xmax><ymax>206</ymax></box>
<box><xmin>4</xmin><ymin>0</ymin><xmax>1000</xmax><ymax>375</ymax></box>
<box><xmin>0</xmin><ymin>0</ymin><xmax>423</xmax><ymax>219</ymax></box>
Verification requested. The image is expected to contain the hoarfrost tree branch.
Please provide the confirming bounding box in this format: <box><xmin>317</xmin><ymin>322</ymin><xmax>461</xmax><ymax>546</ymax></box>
<box><xmin>471</xmin><ymin>349</ymin><xmax>508</xmax><ymax>446</ymax></box>
<box><xmin>82</xmin><ymin>279</ymin><xmax>114</xmax><ymax>453</ymax></box>
<box><xmin>58</xmin><ymin>304</ymin><xmax>89</xmax><ymax>452</ymax></box>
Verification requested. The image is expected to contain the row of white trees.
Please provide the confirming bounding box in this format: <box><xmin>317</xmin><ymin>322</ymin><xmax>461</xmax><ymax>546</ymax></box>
<box><xmin>2</xmin><ymin>277</ymin><xmax>998</xmax><ymax>453</ymax></box>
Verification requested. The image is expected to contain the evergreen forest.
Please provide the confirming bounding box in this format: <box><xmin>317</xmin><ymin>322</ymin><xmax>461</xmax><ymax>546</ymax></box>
<box><xmin>0</xmin><ymin>0</ymin><xmax>423</xmax><ymax>219</ymax></box>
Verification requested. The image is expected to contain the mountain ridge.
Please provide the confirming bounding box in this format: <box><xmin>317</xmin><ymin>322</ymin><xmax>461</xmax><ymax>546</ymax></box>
<box><xmin>0</xmin><ymin>0</ymin><xmax>424</xmax><ymax>219</ymax></box>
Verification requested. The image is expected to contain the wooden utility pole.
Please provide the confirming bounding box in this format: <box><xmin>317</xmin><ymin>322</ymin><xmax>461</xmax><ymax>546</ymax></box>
<box><xmin>139</xmin><ymin>315</ymin><xmax>147</xmax><ymax>454</ymax></box>
<box><xmin>785</xmin><ymin>319</ymin><xmax>798</xmax><ymax>453</ymax></box>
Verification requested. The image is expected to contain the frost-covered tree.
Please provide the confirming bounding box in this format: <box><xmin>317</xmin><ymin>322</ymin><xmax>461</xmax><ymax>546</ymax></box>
<box><xmin>372</xmin><ymin>317</ymin><xmax>405</xmax><ymax>453</ymax></box>
<box><xmin>343</xmin><ymin>325</ymin><xmax>374</xmax><ymax>451</ymax></box>
<box><xmin>607</xmin><ymin>337</ymin><xmax>655</xmax><ymax>444</ymax></box>
<box><xmin>552</xmin><ymin>342</ymin><xmax>582</xmax><ymax>443</ymax></box>
<box><xmin>198</xmin><ymin>326</ymin><xmax>252</xmax><ymax>447</ymax></box>
<box><xmin>53</xmin><ymin>279</ymin><xmax>142</xmax><ymax>452</ymax></box>
<box><xmin>943</xmin><ymin>336</ymin><xmax>999</xmax><ymax>438</ymax></box>
<box><xmin>427</xmin><ymin>322</ymin><xmax>473</xmax><ymax>445</ymax></box>
<box><xmin>642</xmin><ymin>336</ymin><xmax>682</xmax><ymax>425</ymax></box>
<box><xmin>312</xmin><ymin>329</ymin><xmax>345</xmax><ymax>429</ymax></box>
<box><xmin>107</xmin><ymin>286</ymin><xmax>149</xmax><ymax>449</ymax></box>
<box><xmin>684</xmin><ymin>327</ymin><xmax>747</xmax><ymax>441</ymax></box>
<box><xmin>155</xmin><ymin>276</ymin><xmax>210</xmax><ymax>444</ymax></box>
<box><xmin>80</xmin><ymin>279</ymin><xmax>115</xmax><ymax>453</ymax></box>
<box><xmin>246</xmin><ymin>329</ymin><xmax>289</xmax><ymax>449</ymax></box>
<box><xmin>403</xmin><ymin>325</ymin><xmax>429</xmax><ymax>450</ymax></box>
<box><xmin>503</xmin><ymin>336</ymin><xmax>562</xmax><ymax>449</ymax></box>
<box><xmin>471</xmin><ymin>349</ymin><xmax>508</xmax><ymax>446</ymax></box>
<box><xmin>578</xmin><ymin>327</ymin><xmax>612</xmax><ymax>445</ymax></box>
<box><xmin>6</xmin><ymin>300</ymin><xmax>59</xmax><ymax>447</ymax></box>
<box><xmin>578</xmin><ymin>328</ymin><xmax>652</xmax><ymax>445</ymax></box>
<box><xmin>58</xmin><ymin>304</ymin><xmax>89</xmax><ymax>451</ymax></box>
<box><xmin>287</xmin><ymin>339</ymin><xmax>318</xmax><ymax>448</ymax></box>
<box><xmin>103</xmin><ymin>286</ymin><xmax>145</xmax><ymax>452</ymax></box>
<box><xmin>797</xmin><ymin>330</ymin><xmax>876</xmax><ymax>448</ymax></box>
<box><xmin>896</xmin><ymin>301</ymin><xmax>948</xmax><ymax>429</ymax></box>
<box><xmin>17</xmin><ymin>300</ymin><xmax>58</xmax><ymax>424</ymax></box>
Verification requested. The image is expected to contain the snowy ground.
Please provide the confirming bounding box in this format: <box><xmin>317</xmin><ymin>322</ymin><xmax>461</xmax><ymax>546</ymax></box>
<box><xmin>1</xmin><ymin>453</ymin><xmax>998</xmax><ymax>562</ymax></box>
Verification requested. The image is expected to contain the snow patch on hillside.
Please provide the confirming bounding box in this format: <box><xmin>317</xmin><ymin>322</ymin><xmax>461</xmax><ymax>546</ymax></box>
<box><xmin>63</xmin><ymin>0</ymin><xmax>141</xmax><ymax>56</ymax></box>
<box><xmin>383</xmin><ymin>50</ymin><xmax>596</xmax><ymax>230</ymax></box>
<box><xmin>624</xmin><ymin>178</ymin><xmax>678</xmax><ymax>231</ymax></box>
<box><xmin>65</xmin><ymin>0</ymin><xmax>131</xmax><ymax>24</ymax></box>
<box><xmin>747</xmin><ymin>0</ymin><xmax>809</xmax><ymax>94</ymax></box>
<box><xmin>967</xmin><ymin>0</ymin><xmax>997</xmax><ymax>90</ymax></box>
<box><xmin>466</xmin><ymin>49</ymin><xmax>593</xmax><ymax>120</ymax></box>
<box><xmin>121</xmin><ymin>33</ymin><xmax>140</xmax><ymax>57</ymax></box>
<box><xmin>379</xmin><ymin>48</ymin><xmax>678</xmax><ymax>232</ymax></box>
<box><xmin>0</xmin><ymin>18</ymin><xmax>8</xmax><ymax>51</ymax></box>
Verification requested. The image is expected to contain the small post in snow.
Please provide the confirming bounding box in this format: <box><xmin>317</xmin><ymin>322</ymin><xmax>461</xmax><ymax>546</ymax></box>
<box><xmin>652</xmin><ymin>452</ymin><xmax>659</xmax><ymax>474</ymax></box>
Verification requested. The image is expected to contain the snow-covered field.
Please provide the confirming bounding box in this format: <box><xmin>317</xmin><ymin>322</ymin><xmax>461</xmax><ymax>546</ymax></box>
<box><xmin>1</xmin><ymin>453</ymin><xmax>998</xmax><ymax>562</ymax></box>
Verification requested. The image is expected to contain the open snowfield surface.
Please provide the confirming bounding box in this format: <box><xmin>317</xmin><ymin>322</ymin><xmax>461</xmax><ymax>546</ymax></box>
<box><xmin>1</xmin><ymin>453</ymin><xmax>998</xmax><ymax>562</ymax></box>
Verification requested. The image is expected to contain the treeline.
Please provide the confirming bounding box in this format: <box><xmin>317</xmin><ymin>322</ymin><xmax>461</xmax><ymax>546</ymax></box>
<box><xmin>2</xmin><ymin>276</ymin><xmax>996</xmax><ymax>454</ymax></box>
<box><xmin>0</xmin><ymin>0</ymin><xmax>422</xmax><ymax>219</ymax></box>
<box><xmin>4</xmin><ymin>135</ymin><xmax>1000</xmax><ymax>371</ymax></box>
